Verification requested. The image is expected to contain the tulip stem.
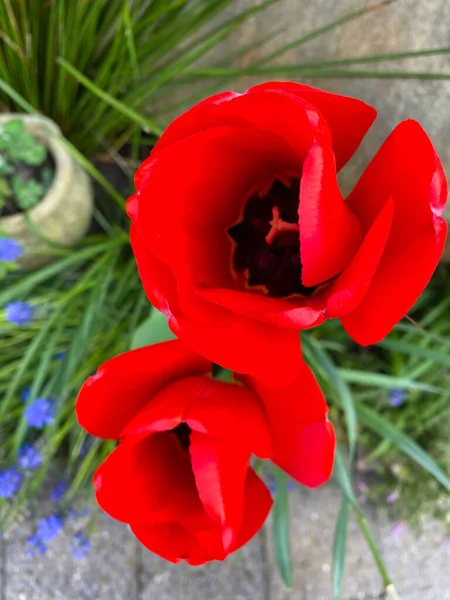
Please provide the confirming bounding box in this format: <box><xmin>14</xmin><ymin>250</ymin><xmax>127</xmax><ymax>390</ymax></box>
<box><xmin>354</xmin><ymin>511</ymin><xmax>401</xmax><ymax>600</ymax></box>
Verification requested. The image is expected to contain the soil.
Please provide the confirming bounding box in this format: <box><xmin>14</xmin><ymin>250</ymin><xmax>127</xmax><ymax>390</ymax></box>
<box><xmin>0</xmin><ymin>153</ymin><xmax>56</xmax><ymax>217</ymax></box>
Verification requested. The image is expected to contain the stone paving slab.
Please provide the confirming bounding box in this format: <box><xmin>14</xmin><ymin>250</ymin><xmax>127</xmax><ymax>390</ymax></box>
<box><xmin>3</xmin><ymin>510</ymin><xmax>138</xmax><ymax>600</ymax></box>
<box><xmin>2</xmin><ymin>482</ymin><xmax>450</xmax><ymax>599</ymax></box>
<box><xmin>140</xmin><ymin>529</ymin><xmax>269</xmax><ymax>600</ymax></box>
<box><xmin>267</xmin><ymin>485</ymin><xmax>382</xmax><ymax>600</ymax></box>
<box><xmin>266</xmin><ymin>484</ymin><xmax>450</xmax><ymax>600</ymax></box>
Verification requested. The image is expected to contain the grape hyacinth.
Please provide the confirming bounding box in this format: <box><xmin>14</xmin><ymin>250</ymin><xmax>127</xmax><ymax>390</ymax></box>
<box><xmin>50</xmin><ymin>481</ymin><xmax>68</xmax><ymax>502</ymax></box>
<box><xmin>25</xmin><ymin>398</ymin><xmax>55</xmax><ymax>429</ymax></box>
<box><xmin>0</xmin><ymin>467</ymin><xmax>23</xmax><ymax>498</ymax></box>
<box><xmin>5</xmin><ymin>301</ymin><xmax>34</xmax><ymax>325</ymax></box>
<box><xmin>27</xmin><ymin>514</ymin><xmax>63</xmax><ymax>555</ymax></box>
<box><xmin>21</xmin><ymin>387</ymin><xmax>31</xmax><ymax>403</ymax></box>
<box><xmin>0</xmin><ymin>238</ymin><xmax>22</xmax><ymax>262</ymax></box>
<box><xmin>389</xmin><ymin>388</ymin><xmax>407</xmax><ymax>407</ymax></box>
<box><xmin>71</xmin><ymin>532</ymin><xmax>91</xmax><ymax>559</ymax></box>
<box><xmin>18</xmin><ymin>443</ymin><xmax>42</xmax><ymax>470</ymax></box>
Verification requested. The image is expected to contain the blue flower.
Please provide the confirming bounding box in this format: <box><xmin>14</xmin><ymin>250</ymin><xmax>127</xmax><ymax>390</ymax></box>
<box><xmin>25</xmin><ymin>535</ymin><xmax>47</xmax><ymax>556</ymax></box>
<box><xmin>25</xmin><ymin>398</ymin><xmax>55</xmax><ymax>429</ymax></box>
<box><xmin>266</xmin><ymin>474</ymin><xmax>295</xmax><ymax>495</ymax></box>
<box><xmin>389</xmin><ymin>388</ymin><xmax>407</xmax><ymax>407</ymax></box>
<box><xmin>35</xmin><ymin>514</ymin><xmax>63</xmax><ymax>543</ymax></box>
<box><xmin>20</xmin><ymin>387</ymin><xmax>31</xmax><ymax>403</ymax></box>
<box><xmin>50</xmin><ymin>481</ymin><xmax>68</xmax><ymax>502</ymax></box>
<box><xmin>0</xmin><ymin>238</ymin><xmax>22</xmax><ymax>262</ymax></box>
<box><xmin>0</xmin><ymin>467</ymin><xmax>23</xmax><ymax>498</ymax></box>
<box><xmin>18</xmin><ymin>443</ymin><xmax>42</xmax><ymax>470</ymax></box>
<box><xmin>71</xmin><ymin>532</ymin><xmax>91</xmax><ymax>559</ymax></box>
<box><xmin>5</xmin><ymin>301</ymin><xmax>34</xmax><ymax>325</ymax></box>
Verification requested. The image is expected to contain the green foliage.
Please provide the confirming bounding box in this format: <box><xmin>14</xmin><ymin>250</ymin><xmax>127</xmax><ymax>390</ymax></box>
<box><xmin>272</xmin><ymin>466</ymin><xmax>293</xmax><ymax>589</ymax></box>
<box><xmin>130</xmin><ymin>309</ymin><xmax>176</xmax><ymax>349</ymax></box>
<box><xmin>0</xmin><ymin>119</ymin><xmax>46</xmax><ymax>165</ymax></box>
<box><xmin>11</xmin><ymin>176</ymin><xmax>44</xmax><ymax>210</ymax></box>
<box><xmin>0</xmin><ymin>118</ymin><xmax>50</xmax><ymax>213</ymax></box>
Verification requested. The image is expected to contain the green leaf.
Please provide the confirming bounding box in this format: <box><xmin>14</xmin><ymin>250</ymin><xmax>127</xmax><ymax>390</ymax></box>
<box><xmin>332</xmin><ymin>444</ymin><xmax>359</xmax><ymax>510</ymax></box>
<box><xmin>355</xmin><ymin>401</ymin><xmax>450</xmax><ymax>492</ymax></box>
<box><xmin>0</xmin><ymin>154</ymin><xmax>13</xmax><ymax>176</ymax></box>
<box><xmin>130</xmin><ymin>308</ymin><xmax>176</xmax><ymax>349</ymax></box>
<box><xmin>303</xmin><ymin>335</ymin><xmax>357</xmax><ymax>458</ymax></box>
<box><xmin>272</xmin><ymin>466</ymin><xmax>293</xmax><ymax>589</ymax></box>
<box><xmin>338</xmin><ymin>368</ymin><xmax>442</xmax><ymax>393</ymax></box>
<box><xmin>12</xmin><ymin>176</ymin><xmax>44</xmax><ymax>210</ymax></box>
<box><xmin>332</xmin><ymin>499</ymin><xmax>349</xmax><ymax>599</ymax></box>
<box><xmin>214</xmin><ymin>368</ymin><xmax>233</xmax><ymax>383</ymax></box>
<box><xmin>0</xmin><ymin>176</ymin><xmax>11</xmax><ymax>199</ymax></box>
<box><xmin>41</xmin><ymin>167</ymin><xmax>54</xmax><ymax>190</ymax></box>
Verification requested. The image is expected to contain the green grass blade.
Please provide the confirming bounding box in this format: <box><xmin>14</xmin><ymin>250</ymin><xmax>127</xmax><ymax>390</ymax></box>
<box><xmin>332</xmin><ymin>499</ymin><xmax>349</xmax><ymax>600</ymax></box>
<box><xmin>303</xmin><ymin>335</ymin><xmax>357</xmax><ymax>457</ymax></box>
<box><xmin>355</xmin><ymin>401</ymin><xmax>450</xmax><ymax>492</ymax></box>
<box><xmin>57</xmin><ymin>57</ymin><xmax>163</xmax><ymax>136</ymax></box>
<box><xmin>338</xmin><ymin>369</ymin><xmax>442</xmax><ymax>393</ymax></box>
<box><xmin>272</xmin><ymin>466</ymin><xmax>293</xmax><ymax>589</ymax></box>
<box><xmin>377</xmin><ymin>338</ymin><xmax>450</xmax><ymax>365</ymax></box>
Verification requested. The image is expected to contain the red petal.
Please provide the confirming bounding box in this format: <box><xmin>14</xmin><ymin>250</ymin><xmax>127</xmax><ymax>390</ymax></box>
<box><xmin>189</xmin><ymin>432</ymin><xmax>249</xmax><ymax>551</ymax></box>
<box><xmin>135</xmin><ymin>126</ymin><xmax>299</xmax><ymax>290</ymax></box>
<box><xmin>196</xmin><ymin>286</ymin><xmax>326</xmax><ymax>330</ymax></box>
<box><xmin>324</xmin><ymin>195</ymin><xmax>395</xmax><ymax>318</ymax></box>
<box><xmin>209</xmin><ymin>90</ymin><xmax>331</xmax><ymax>160</ymax></box>
<box><xmin>342</xmin><ymin>120</ymin><xmax>448</xmax><ymax>344</ymax></box>
<box><xmin>150</xmin><ymin>92</ymin><xmax>239</xmax><ymax>157</ymax></box>
<box><xmin>231</xmin><ymin>468</ymin><xmax>273</xmax><ymax>552</ymax></box>
<box><xmin>240</xmin><ymin>362</ymin><xmax>336</xmax><ymax>487</ymax></box>
<box><xmin>76</xmin><ymin>340</ymin><xmax>211</xmax><ymax>439</ymax></box>
<box><xmin>121</xmin><ymin>376</ymin><xmax>272</xmax><ymax>458</ymax></box>
<box><xmin>129</xmin><ymin>224</ymin><xmax>178</xmax><ymax>314</ymax></box>
<box><xmin>248</xmin><ymin>82</ymin><xmax>376</xmax><ymax>170</ymax></box>
<box><xmin>93</xmin><ymin>434</ymin><xmax>207</xmax><ymax>527</ymax></box>
<box><xmin>300</xmin><ymin>143</ymin><xmax>362</xmax><ymax>287</ymax></box>
<box><xmin>131</xmin><ymin>521</ymin><xmax>214</xmax><ymax>565</ymax></box>
<box><xmin>170</xmin><ymin>310</ymin><xmax>303</xmax><ymax>387</ymax></box>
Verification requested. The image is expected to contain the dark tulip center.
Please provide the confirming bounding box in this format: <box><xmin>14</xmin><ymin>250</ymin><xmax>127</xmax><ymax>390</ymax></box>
<box><xmin>170</xmin><ymin>422</ymin><xmax>192</xmax><ymax>451</ymax></box>
<box><xmin>228</xmin><ymin>178</ymin><xmax>316</xmax><ymax>298</ymax></box>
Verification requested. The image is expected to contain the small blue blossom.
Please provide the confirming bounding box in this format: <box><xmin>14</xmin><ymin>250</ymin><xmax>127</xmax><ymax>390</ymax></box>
<box><xmin>389</xmin><ymin>388</ymin><xmax>407</xmax><ymax>407</ymax></box>
<box><xmin>25</xmin><ymin>398</ymin><xmax>55</xmax><ymax>429</ymax></box>
<box><xmin>21</xmin><ymin>387</ymin><xmax>31</xmax><ymax>403</ymax></box>
<box><xmin>0</xmin><ymin>467</ymin><xmax>23</xmax><ymax>498</ymax></box>
<box><xmin>386</xmin><ymin>491</ymin><xmax>399</xmax><ymax>503</ymax></box>
<box><xmin>5</xmin><ymin>301</ymin><xmax>34</xmax><ymax>325</ymax></box>
<box><xmin>69</xmin><ymin>506</ymin><xmax>90</xmax><ymax>518</ymax></box>
<box><xmin>26</xmin><ymin>534</ymin><xmax>47</xmax><ymax>556</ymax></box>
<box><xmin>35</xmin><ymin>514</ymin><xmax>63</xmax><ymax>543</ymax></box>
<box><xmin>267</xmin><ymin>474</ymin><xmax>295</xmax><ymax>495</ymax></box>
<box><xmin>0</xmin><ymin>238</ymin><xmax>22</xmax><ymax>262</ymax></box>
<box><xmin>18</xmin><ymin>443</ymin><xmax>42</xmax><ymax>470</ymax></box>
<box><xmin>50</xmin><ymin>481</ymin><xmax>68</xmax><ymax>502</ymax></box>
<box><xmin>56</xmin><ymin>351</ymin><xmax>65</xmax><ymax>362</ymax></box>
<box><xmin>71</xmin><ymin>532</ymin><xmax>91</xmax><ymax>559</ymax></box>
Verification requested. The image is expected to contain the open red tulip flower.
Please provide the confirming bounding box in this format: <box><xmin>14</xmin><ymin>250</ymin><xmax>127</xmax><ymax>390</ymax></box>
<box><xmin>128</xmin><ymin>82</ymin><xmax>447</xmax><ymax>386</ymax></box>
<box><xmin>76</xmin><ymin>340</ymin><xmax>335</xmax><ymax>565</ymax></box>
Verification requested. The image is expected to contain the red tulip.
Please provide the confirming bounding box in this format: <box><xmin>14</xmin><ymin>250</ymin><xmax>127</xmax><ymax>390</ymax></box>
<box><xmin>76</xmin><ymin>340</ymin><xmax>335</xmax><ymax>564</ymax></box>
<box><xmin>128</xmin><ymin>82</ymin><xmax>447</xmax><ymax>385</ymax></box>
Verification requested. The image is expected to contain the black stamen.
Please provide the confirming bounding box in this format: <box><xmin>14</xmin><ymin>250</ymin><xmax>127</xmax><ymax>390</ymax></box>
<box><xmin>170</xmin><ymin>422</ymin><xmax>191</xmax><ymax>451</ymax></box>
<box><xmin>228</xmin><ymin>178</ymin><xmax>316</xmax><ymax>298</ymax></box>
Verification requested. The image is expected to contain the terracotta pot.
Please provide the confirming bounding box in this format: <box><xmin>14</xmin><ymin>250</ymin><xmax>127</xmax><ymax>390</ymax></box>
<box><xmin>0</xmin><ymin>114</ymin><xmax>93</xmax><ymax>269</ymax></box>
